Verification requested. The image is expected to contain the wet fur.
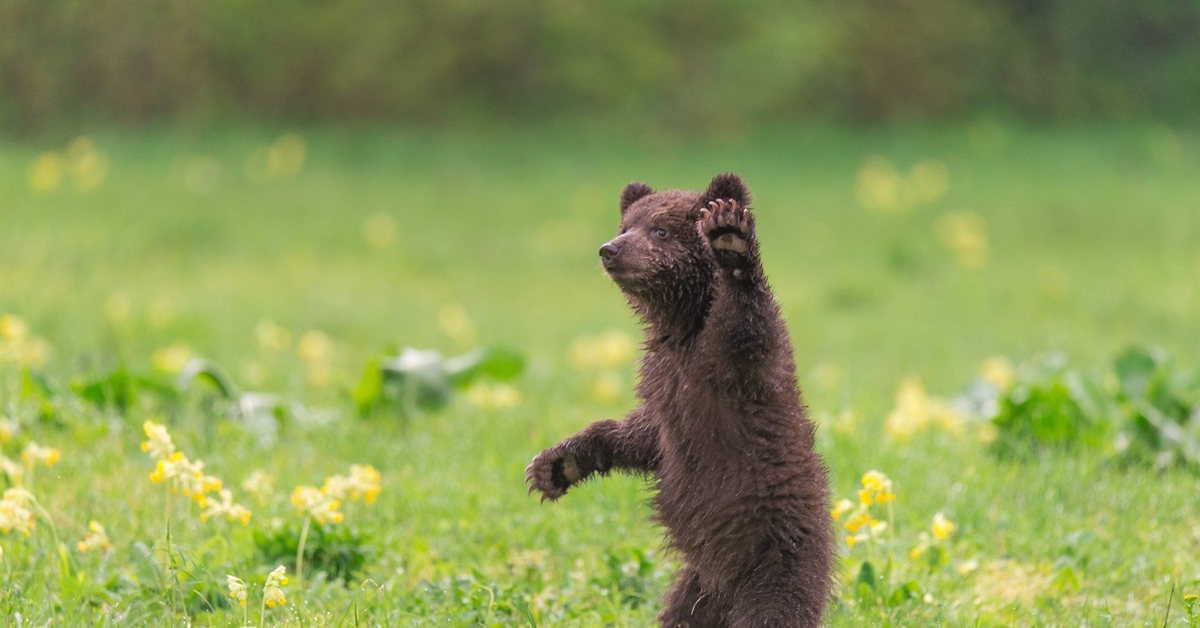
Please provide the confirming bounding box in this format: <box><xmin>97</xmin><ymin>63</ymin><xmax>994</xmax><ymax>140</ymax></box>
<box><xmin>527</xmin><ymin>173</ymin><xmax>834</xmax><ymax>627</ymax></box>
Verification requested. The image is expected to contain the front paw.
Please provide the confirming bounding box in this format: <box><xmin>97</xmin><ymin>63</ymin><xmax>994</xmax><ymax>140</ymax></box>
<box><xmin>525</xmin><ymin>449</ymin><xmax>583</xmax><ymax>502</ymax></box>
<box><xmin>699</xmin><ymin>199</ymin><xmax>752</xmax><ymax>259</ymax></box>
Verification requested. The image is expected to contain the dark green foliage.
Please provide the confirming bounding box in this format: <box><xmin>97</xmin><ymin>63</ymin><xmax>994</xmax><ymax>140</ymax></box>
<box><xmin>983</xmin><ymin>348</ymin><xmax>1200</xmax><ymax>472</ymax></box>
<box><xmin>1112</xmin><ymin>347</ymin><xmax>1200</xmax><ymax>471</ymax></box>
<box><xmin>990</xmin><ymin>354</ymin><xmax>1114</xmax><ymax>456</ymax></box>
<box><xmin>2</xmin><ymin>0</ymin><xmax>1199</xmax><ymax>129</ymax></box>
<box><xmin>352</xmin><ymin>346</ymin><xmax>524</xmax><ymax>418</ymax></box>
<box><xmin>253</xmin><ymin>522</ymin><xmax>371</xmax><ymax>584</ymax></box>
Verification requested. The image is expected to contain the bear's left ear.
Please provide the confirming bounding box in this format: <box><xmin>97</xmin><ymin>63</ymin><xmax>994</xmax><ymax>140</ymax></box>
<box><xmin>700</xmin><ymin>172</ymin><xmax>751</xmax><ymax>208</ymax></box>
<box><xmin>620</xmin><ymin>181</ymin><xmax>655</xmax><ymax>215</ymax></box>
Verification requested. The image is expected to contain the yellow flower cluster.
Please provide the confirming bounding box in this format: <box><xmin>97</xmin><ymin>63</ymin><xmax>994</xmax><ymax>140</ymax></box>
<box><xmin>911</xmin><ymin>511</ymin><xmax>958</xmax><ymax>560</ymax></box>
<box><xmin>200</xmin><ymin>489</ymin><xmax>252</xmax><ymax>526</ymax></box>
<box><xmin>264</xmin><ymin>565</ymin><xmax>288</xmax><ymax>607</ymax></box>
<box><xmin>226</xmin><ymin>575</ymin><xmax>248</xmax><ymax>606</ymax></box>
<box><xmin>2</xmin><ymin>440</ymin><xmax>61</xmax><ymax>485</ymax></box>
<box><xmin>142</xmin><ymin>421</ymin><xmax>250</xmax><ymax>524</ymax></box>
<box><xmin>297</xmin><ymin>329</ymin><xmax>333</xmax><ymax>389</ymax></box>
<box><xmin>77</xmin><ymin>520</ymin><xmax>113</xmax><ymax>553</ymax></box>
<box><xmin>21</xmin><ymin>442</ymin><xmax>62</xmax><ymax>469</ymax></box>
<box><xmin>884</xmin><ymin>377</ymin><xmax>965</xmax><ymax>442</ymax></box>
<box><xmin>0</xmin><ymin>489</ymin><xmax>36</xmax><ymax>536</ymax></box>
<box><xmin>291</xmin><ymin>486</ymin><xmax>343</xmax><ymax>525</ymax></box>
<box><xmin>833</xmin><ymin>470</ymin><xmax>896</xmax><ymax>548</ymax></box>
<box><xmin>466</xmin><ymin>381</ymin><xmax>522</xmax><ymax>410</ymax></box>
<box><xmin>936</xmin><ymin>210</ymin><xmax>990</xmax><ymax>269</ymax></box>
<box><xmin>856</xmin><ymin>156</ymin><xmax>949</xmax><ymax>213</ymax></box>
<box><xmin>0</xmin><ymin>314</ymin><xmax>52</xmax><ymax>369</ymax></box>
<box><xmin>292</xmin><ymin>463</ymin><xmax>382</xmax><ymax>524</ymax></box>
<box><xmin>151</xmin><ymin>342</ymin><xmax>194</xmax><ymax>374</ymax></box>
<box><xmin>325</xmin><ymin>464</ymin><xmax>383</xmax><ymax>504</ymax></box>
<box><xmin>226</xmin><ymin>565</ymin><xmax>288</xmax><ymax>611</ymax></box>
<box><xmin>27</xmin><ymin>137</ymin><xmax>109</xmax><ymax>193</ymax></box>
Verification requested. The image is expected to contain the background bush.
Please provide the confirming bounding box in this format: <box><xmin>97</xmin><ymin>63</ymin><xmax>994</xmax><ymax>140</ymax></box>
<box><xmin>2</xmin><ymin>0</ymin><xmax>1199</xmax><ymax>131</ymax></box>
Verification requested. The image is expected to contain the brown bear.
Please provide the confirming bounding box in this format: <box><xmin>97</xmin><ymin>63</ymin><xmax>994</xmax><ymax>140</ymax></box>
<box><xmin>526</xmin><ymin>173</ymin><xmax>834</xmax><ymax>627</ymax></box>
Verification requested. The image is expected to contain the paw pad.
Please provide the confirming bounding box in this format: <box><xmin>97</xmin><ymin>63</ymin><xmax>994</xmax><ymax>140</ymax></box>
<box><xmin>699</xmin><ymin>199</ymin><xmax>751</xmax><ymax>254</ymax></box>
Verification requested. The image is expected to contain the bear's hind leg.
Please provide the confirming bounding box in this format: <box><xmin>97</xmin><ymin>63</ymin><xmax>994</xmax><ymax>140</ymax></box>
<box><xmin>657</xmin><ymin>567</ymin><xmax>727</xmax><ymax>628</ymax></box>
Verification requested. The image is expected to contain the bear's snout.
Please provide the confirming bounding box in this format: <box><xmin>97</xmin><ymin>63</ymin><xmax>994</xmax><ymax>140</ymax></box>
<box><xmin>599</xmin><ymin>242</ymin><xmax>620</xmax><ymax>267</ymax></box>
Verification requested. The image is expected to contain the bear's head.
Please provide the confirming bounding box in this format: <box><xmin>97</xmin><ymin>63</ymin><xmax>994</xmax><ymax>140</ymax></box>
<box><xmin>598</xmin><ymin>174</ymin><xmax>751</xmax><ymax>328</ymax></box>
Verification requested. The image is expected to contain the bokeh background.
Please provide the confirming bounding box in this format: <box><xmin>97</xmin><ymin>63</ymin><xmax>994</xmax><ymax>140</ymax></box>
<box><xmin>2</xmin><ymin>2</ymin><xmax>1200</xmax><ymax>625</ymax></box>
<box><xmin>4</xmin><ymin>0</ymin><xmax>1200</xmax><ymax>130</ymax></box>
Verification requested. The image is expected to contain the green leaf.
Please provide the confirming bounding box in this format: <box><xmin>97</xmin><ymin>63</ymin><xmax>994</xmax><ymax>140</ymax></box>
<box><xmin>856</xmin><ymin>561</ymin><xmax>877</xmax><ymax>591</ymax></box>
<box><xmin>1114</xmin><ymin>346</ymin><xmax>1159</xmax><ymax>399</ymax></box>
<box><xmin>886</xmin><ymin>581</ymin><xmax>921</xmax><ymax>607</ymax></box>
<box><xmin>353</xmin><ymin>358</ymin><xmax>385</xmax><ymax>415</ymax></box>
<box><xmin>445</xmin><ymin>347</ymin><xmax>525</xmax><ymax>385</ymax></box>
<box><xmin>177</xmin><ymin>357</ymin><xmax>239</xmax><ymax>398</ymax></box>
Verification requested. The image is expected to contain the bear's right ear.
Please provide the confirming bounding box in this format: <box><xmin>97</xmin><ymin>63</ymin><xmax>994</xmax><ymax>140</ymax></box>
<box><xmin>620</xmin><ymin>182</ymin><xmax>655</xmax><ymax>215</ymax></box>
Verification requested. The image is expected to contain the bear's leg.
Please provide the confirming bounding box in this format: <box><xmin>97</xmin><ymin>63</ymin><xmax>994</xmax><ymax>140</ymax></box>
<box><xmin>725</xmin><ymin>561</ymin><xmax>828</xmax><ymax>628</ymax></box>
<box><xmin>658</xmin><ymin>567</ymin><xmax>727</xmax><ymax>628</ymax></box>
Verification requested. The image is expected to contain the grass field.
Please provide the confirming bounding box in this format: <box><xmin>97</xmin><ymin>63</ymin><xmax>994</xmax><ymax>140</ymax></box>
<box><xmin>1</xmin><ymin>122</ymin><xmax>1199</xmax><ymax>626</ymax></box>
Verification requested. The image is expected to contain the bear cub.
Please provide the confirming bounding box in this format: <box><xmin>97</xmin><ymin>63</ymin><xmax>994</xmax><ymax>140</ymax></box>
<box><xmin>527</xmin><ymin>173</ymin><xmax>834</xmax><ymax>627</ymax></box>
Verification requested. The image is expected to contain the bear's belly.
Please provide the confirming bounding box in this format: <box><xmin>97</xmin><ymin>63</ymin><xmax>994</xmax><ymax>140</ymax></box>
<box><xmin>654</xmin><ymin>435</ymin><xmax>779</xmax><ymax>588</ymax></box>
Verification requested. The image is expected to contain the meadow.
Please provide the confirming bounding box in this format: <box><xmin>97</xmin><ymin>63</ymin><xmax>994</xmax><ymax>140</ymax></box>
<box><xmin>1</xmin><ymin>121</ymin><xmax>1199</xmax><ymax>625</ymax></box>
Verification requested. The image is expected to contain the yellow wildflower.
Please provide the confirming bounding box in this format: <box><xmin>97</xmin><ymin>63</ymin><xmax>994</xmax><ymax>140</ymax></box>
<box><xmin>860</xmin><ymin>470</ymin><xmax>895</xmax><ymax>504</ymax></box>
<box><xmin>931</xmin><ymin>512</ymin><xmax>957</xmax><ymax>540</ymax></box>
<box><xmin>254</xmin><ymin>319</ymin><xmax>292</xmax><ymax>353</ymax></box>
<box><xmin>28</xmin><ymin>152</ymin><xmax>65</xmax><ymax>192</ymax></box>
<box><xmin>0</xmin><ymin>490</ymin><xmax>35</xmax><ymax>536</ymax></box>
<box><xmin>151</xmin><ymin>342</ymin><xmax>193</xmax><ymax>374</ymax></box>
<box><xmin>226</xmin><ymin>575</ymin><xmax>248</xmax><ymax>606</ymax></box>
<box><xmin>1</xmin><ymin>456</ymin><xmax>24</xmax><ymax>486</ymax></box>
<box><xmin>200</xmin><ymin>489</ymin><xmax>252</xmax><ymax>526</ymax></box>
<box><xmin>0</xmin><ymin>315</ymin><xmax>29</xmax><ymax>341</ymax></box>
<box><xmin>980</xmin><ymin>356</ymin><xmax>1014</xmax><ymax>390</ymax></box>
<box><xmin>141</xmin><ymin>420</ymin><xmax>176</xmax><ymax>461</ymax></box>
<box><xmin>323</xmin><ymin>464</ymin><xmax>381</xmax><ymax>503</ymax></box>
<box><xmin>437</xmin><ymin>304</ymin><xmax>478</xmax><ymax>346</ymax></box>
<box><xmin>831</xmin><ymin>499</ymin><xmax>855</xmax><ymax>521</ymax></box>
<box><xmin>297</xmin><ymin>330</ymin><xmax>332</xmax><ymax>364</ymax></box>
<box><xmin>77</xmin><ymin>521</ymin><xmax>112</xmax><ymax>553</ymax></box>
<box><xmin>264</xmin><ymin>565</ymin><xmax>288</xmax><ymax>607</ymax></box>
<box><xmin>292</xmin><ymin>486</ymin><xmax>343</xmax><ymax>525</ymax></box>
<box><xmin>936</xmin><ymin>210</ymin><xmax>990</xmax><ymax>269</ymax></box>
<box><xmin>843</xmin><ymin>508</ymin><xmax>877</xmax><ymax>534</ymax></box>
<box><xmin>21</xmin><ymin>442</ymin><xmax>61</xmax><ymax>468</ymax></box>
<box><xmin>149</xmin><ymin>452</ymin><xmax>216</xmax><ymax>503</ymax></box>
<box><xmin>0</xmin><ymin>418</ymin><xmax>18</xmax><ymax>443</ymax></box>
<box><xmin>466</xmin><ymin>382</ymin><xmax>522</xmax><ymax>409</ymax></box>
<box><xmin>568</xmin><ymin>330</ymin><xmax>636</xmax><ymax>370</ymax></box>
<box><xmin>242</xmin><ymin>470</ymin><xmax>275</xmax><ymax>504</ymax></box>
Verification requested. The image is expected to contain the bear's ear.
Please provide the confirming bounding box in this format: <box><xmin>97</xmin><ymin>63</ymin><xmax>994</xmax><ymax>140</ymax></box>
<box><xmin>700</xmin><ymin>172</ymin><xmax>751</xmax><ymax>208</ymax></box>
<box><xmin>620</xmin><ymin>182</ymin><xmax>655</xmax><ymax>214</ymax></box>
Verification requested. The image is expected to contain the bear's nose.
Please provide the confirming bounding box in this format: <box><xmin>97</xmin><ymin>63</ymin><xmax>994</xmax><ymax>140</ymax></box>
<box><xmin>599</xmin><ymin>242</ymin><xmax>620</xmax><ymax>265</ymax></box>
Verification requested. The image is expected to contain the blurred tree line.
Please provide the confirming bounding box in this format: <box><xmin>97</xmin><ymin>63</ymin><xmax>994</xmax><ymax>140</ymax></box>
<box><xmin>1</xmin><ymin>0</ymin><xmax>1197</xmax><ymax>131</ymax></box>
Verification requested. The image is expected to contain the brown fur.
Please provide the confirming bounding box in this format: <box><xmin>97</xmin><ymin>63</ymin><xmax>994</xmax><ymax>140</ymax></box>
<box><xmin>527</xmin><ymin>173</ymin><xmax>835</xmax><ymax>627</ymax></box>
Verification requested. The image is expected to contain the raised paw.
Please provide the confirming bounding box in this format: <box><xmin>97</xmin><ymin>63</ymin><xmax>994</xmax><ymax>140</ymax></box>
<box><xmin>699</xmin><ymin>199</ymin><xmax>752</xmax><ymax>255</ymax></box>
<box><xmin>525</xmin><ymin>449</ymin><xmax>583</xmax><ymax>503</ymax></box>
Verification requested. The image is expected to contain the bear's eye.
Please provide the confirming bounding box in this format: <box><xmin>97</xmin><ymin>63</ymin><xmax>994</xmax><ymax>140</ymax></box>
<box><xmin>652</xmin><ymin>227</ymin><xmax>668</xmax><ymax>240</ymax></box>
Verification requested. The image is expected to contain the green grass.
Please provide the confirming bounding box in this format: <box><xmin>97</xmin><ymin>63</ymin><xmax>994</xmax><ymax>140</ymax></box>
<box><xmin>1</xmin><ymin>122</ymin><xmax>1199</xmax><ymax>625</ymax></box>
